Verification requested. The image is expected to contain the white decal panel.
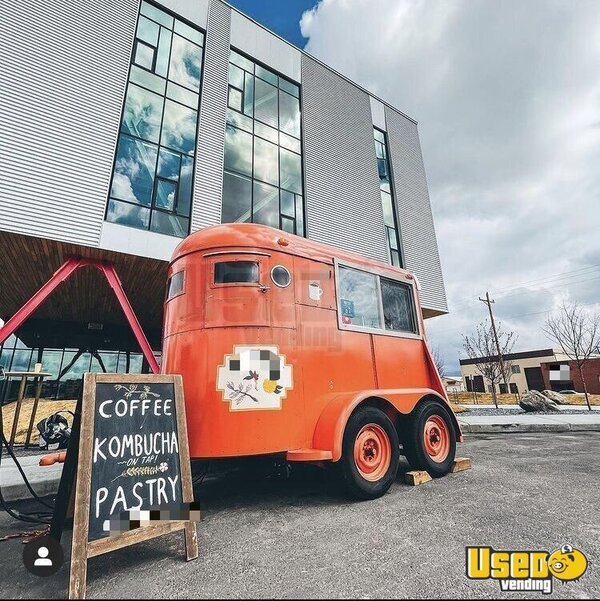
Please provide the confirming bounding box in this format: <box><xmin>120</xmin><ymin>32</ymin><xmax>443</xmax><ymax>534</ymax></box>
<box><xmin>217</xmin><ymin>346</ymin><xmax>293</xmax><ymax>411</ymax></box>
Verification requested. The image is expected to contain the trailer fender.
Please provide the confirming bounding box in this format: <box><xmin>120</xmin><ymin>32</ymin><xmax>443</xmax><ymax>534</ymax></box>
<box><xmin>312</xmin><ymin>388</ymin><xmax>462</xmax><ymax>462</ymax></box>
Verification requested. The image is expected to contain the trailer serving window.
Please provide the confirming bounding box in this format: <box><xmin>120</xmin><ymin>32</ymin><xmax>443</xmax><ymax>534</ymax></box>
<box><xmin>336</xmin><ymin>261</ymin><xmax>419</xmax><ymax>338</ymax></box>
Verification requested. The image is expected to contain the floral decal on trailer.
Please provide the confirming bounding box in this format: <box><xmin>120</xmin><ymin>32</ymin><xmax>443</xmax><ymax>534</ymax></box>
<box><xmin>217</xmin><ymin>346</ymin><xmax>293</xmax><ymax>411</ymax></box>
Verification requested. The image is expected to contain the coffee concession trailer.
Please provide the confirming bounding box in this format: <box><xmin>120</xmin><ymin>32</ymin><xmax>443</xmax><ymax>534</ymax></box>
<box><xmin>162</xmin><ymin>224</ymin><xmax>461</xmax><ymax>499</ymax></box>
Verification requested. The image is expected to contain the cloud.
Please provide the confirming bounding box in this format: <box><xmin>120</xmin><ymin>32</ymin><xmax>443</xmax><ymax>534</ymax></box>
<box><xmin>301</xmin><ymin>0</ymin><xmax>600</xmax><ymax>373</ymax></box>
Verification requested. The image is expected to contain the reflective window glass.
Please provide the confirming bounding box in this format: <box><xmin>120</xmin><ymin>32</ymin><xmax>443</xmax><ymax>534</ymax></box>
<box><xmin>280</xmin><ymin>189</ymin><xmax>295</xmax><ymax>218</ymax></box>
<box><xmin>279</xmin><ymin>90</ymin><xmax>300</xmax><ymax>138</ymax></box>
<box><xmin>161</xmin><ymin>100</ymin><xmax>198</xmax><ymax>155</ymax></box>
<box><xmin>177</xmin><ymin>156</ymin><xmax>194</xmax><ymax>216</ymax></box>
<box><xmin>228</xmin><ymin>86</ymin><xmax>243</xmax><ymax>111</ymax></box>
<box><xmin>224</xmin><ymin>49</ymin><xmax>305</xmax><ymax>237</ymax></box>
<box><xmin>255</xmin><ymin>79</ymin><xmax>278</xmax><ymax>128</ymax></box>
<box><xmin>107</xmin><ymin>3</ymin><xmax>204</xmax><ymax>237</ymax></box>
<box><xmin>256</xmin><ymin>64</ymin><xmax>278</xmax><ymax>86</ymax></box>
<box><xmin>157</xmin><ymin>147</ymin><xmax>181</xmax><ymax>179</ymax></box>
<box><xmin>150</xmin><ymin>211</ymin><xmax>189</xmax><ymax>237</ymax></box>
<box><xmin>254</xmin><ymin>137</ymin><xmax>279</xmax><ymax>186</ymax></box>
<box><xmin>121</xmin><ymin>84</ymin><xmax>163</xmax><ymax>143</ymax></box>
<box><xmin>110</xmin><ymin>135</ymin><xmax>158</xmax><ymax>206</ymax></box>
<box><xmin>374</xmin><ymin>128</ymin><xmax>401</xmax><ymax>267</ymax></box>
<box><xmin>155</xmin><ymin>178</ymin><xmax>177</xmax><ymax>211</ymax></box>
<box><xmin>134</xmin><ymin>41</ymin><xmax>155</xmax><ymax>70</ymax></box>
<box><xmin>381</xmin><ymin>278</ymin><xmax>416</xmax><ymax>333</ymax></box>
<box><xmin>253</xmin><ymin>181</ymin><xmax>279</xmax><ymax>228</ymax></box>
<box><xmin>169</xmin><ymin>34</ymin><xmax>201</xmax><ymax>92</ymax></box>
<box><xmin>226</xmin><ymin>107</ymin><xmax>253</xmax><ymax>133</ymax></box>
<box><xmin>280</xmin><ymin>148</ymin><xmax>302</xmax><ymax>194</ymax></box>
<box><xmin>338</xmin><ymin>266</ymin><xmax>381</xmax><ymax>330</ymax></box>
<box><xmin>106</xmin><ymin>199</ymin><xmax>151</xmax><ymax>229</ymax></box>
<box><xmin>140</xmin><ymin>1</ymin><xmax>173</xmax><ymax>28</ymax></box>
<box><xmin>228</xmin><ymin>63</ymin><xmax>245</xmax><ymax>90</ymax></box>
<box><xmin>137</xmin><ymin>15</ymin><xmax>160</xmax><ymax>45</ymax></box>
<box><xmin>224</xmin><ymin>124</ymin><xmax>253</xmax><ymax>177</ymax></box>
<box><xmin>222</xmin><ymin>171</ymin><xmax>252</xmax><ymax>223</ymax></box>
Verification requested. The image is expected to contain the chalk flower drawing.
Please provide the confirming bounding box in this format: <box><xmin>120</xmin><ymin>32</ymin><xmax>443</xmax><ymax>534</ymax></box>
<box><xmin>114</xmin><ymin>384</ymin><xmax>160</xmax><ymax>400</ymax></box>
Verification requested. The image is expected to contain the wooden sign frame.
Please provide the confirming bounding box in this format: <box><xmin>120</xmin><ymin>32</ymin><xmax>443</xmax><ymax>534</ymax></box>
<box><xmin>69</xmin><ymin>373</ymin><xmax>198</xmax><ymax>599</ymax></box>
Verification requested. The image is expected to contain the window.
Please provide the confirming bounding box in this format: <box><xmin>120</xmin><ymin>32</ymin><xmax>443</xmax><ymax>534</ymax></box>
<box><xmin>511</xmin><ymin>365</ymin><xmax>521</xmax><ymax>374</ymax></box>
<box><xmin>166</xmin><ymin>271</ymin><xmax>184</xmax><ymax>299</ymax></box>
<box><xmin>337</xmin><ymin>263</ymin><xmax>419</xmax><ymax>336</ymax></box>
<box><xmin>106</xmin><ymin>1</ymin><xmax>205</xmax><ymax>237</ymax></box>
<box><xmin>338</xmin><ymin>266</ymin><xmax>381</xmax><ymax>329</ymax></box>
<box><xmin>380</xmin><ymin>278</ymin><xmax>417</xmax><ymax>333</ymax></box>
<box><xmin>271</xmin><ymin>265</ymin><xmax>291</xmax><ymax>288</ymax></box>
<box><xmin>222</xmin><ymin>49</ymin><xmax>305</xmax><ymax>237</ymax></box>
<box><xmin>374</xmin><ymin>129</ymin><xmax>402</xmax><ymax>267</ymax></box>
<box><xmin>214</xmin><ymin>261</ymin><xmax>259</xmax><ymax>284</ymax></box>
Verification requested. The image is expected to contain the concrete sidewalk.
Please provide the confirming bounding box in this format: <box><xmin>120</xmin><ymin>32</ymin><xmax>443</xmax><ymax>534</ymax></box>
<box><xmin>458</xmin><ymin>412</ymin><xmax>600</xmax><ymax>433</ymax></box>
<box><xmin>0</xmin><ymin>453</ymin><xmax>62</xmax><ymax>502</ymax></box>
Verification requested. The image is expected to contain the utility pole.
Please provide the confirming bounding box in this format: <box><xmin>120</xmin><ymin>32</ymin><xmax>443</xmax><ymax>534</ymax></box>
<box><xmin>479</xmin><ymin>291</ymin><xmax>510</xmax><ymax>396</ymax></box>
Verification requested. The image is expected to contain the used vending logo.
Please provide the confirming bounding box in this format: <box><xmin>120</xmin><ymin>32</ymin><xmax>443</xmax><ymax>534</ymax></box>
<box><xmin>466</xmin><ymin>544</ymin><xmax>588</xmax><ymax>594</ymax></box>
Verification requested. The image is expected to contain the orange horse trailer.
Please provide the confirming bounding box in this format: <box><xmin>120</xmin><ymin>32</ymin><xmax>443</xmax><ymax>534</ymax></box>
<box><xmin>162</xmin><ymin>223</ymin><xmax>462</xmax><ymax>499</ymax></box>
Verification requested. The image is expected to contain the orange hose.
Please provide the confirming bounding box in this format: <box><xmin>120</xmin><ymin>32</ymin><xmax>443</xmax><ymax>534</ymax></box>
<box><xmin>39</xmin><ymin>451</ymin><xmax>66</xmax><ymax>466</ymax></box>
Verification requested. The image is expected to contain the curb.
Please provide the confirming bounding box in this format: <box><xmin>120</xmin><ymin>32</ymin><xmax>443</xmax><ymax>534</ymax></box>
<box><xmin>2</xmin><ymin>476</ymin><xmax>60</xmax><ymax>503</ymax></box>
<box><xmin>458</xmin><ymin>422</ymin><xmax>600</xmax><ymax>434</ymax></box>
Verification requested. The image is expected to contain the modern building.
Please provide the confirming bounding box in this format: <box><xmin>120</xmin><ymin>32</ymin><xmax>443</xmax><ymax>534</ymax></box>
<box><xmin>0</xmin><ymin>0</ymin><xmax>447</xmax><ymax>400</ymax></box>
<box><xmin>460</xmin><ymin>348</ymin><xmax>600</xmax><ymax>395</ymax></box>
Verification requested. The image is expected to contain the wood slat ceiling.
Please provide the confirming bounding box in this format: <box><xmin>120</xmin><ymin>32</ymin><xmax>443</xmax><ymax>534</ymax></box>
<box><xmin>0</xmin><ymin>232</ymin><xmax>167</xmax><ymax>337</ymax></box>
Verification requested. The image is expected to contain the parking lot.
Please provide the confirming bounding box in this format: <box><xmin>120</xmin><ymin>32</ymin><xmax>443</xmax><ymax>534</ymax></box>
<box><xmin>1</xmin><ymin>432</ymin><xmax>598</xmax><ymax>599</ymax></box>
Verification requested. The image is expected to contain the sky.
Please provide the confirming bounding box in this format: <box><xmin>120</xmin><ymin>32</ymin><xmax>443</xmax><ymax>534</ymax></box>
<box><xmin>230</xmin><ymin>0</ymin><xmax>600</xmax><ymax>375</ymax></box>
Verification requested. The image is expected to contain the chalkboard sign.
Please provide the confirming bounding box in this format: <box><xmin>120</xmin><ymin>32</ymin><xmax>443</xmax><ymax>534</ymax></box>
<box><xmin>69</xmin><ymin>374</ymin><xmax>197</xmax><ymax>599</ymax></box>
<box><xmin>89</xmin><ymin>381</ymin><xmax>183</xmax><ymax>540</ymax></box>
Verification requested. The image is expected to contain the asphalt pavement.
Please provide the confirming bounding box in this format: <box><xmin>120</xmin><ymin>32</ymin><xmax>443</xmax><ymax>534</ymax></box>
<box><xmin>0</xmin><ymin>432</ymin><xmax>598</xmax><ymax>599</ymax></box>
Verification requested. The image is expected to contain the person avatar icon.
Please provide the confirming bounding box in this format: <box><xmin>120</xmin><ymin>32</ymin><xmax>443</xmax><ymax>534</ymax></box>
<box><xmin>34</xmin><ymin>546</ymin><xmax>53</xmax><ymax>567</ymax></box>
<box><xmin>23</xmin><ymin>535</ymin><xmax>64</xmax><ymax>576</ymax></box>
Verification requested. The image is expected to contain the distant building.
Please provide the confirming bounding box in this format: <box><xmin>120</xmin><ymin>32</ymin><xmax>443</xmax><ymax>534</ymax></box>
<box><xmin>442</xmin><ymin>376</ymin><xmax>464</xmax><ymax>394</ymax></box>
<box><xmin>460</xmin><ymin>349</ymin><xmax>600</xmax><ymax>395</ymax></box>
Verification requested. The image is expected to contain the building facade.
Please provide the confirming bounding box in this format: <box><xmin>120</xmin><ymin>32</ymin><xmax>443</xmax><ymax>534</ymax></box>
<box><xmin>460</xmin><ymin>348</ymin><xmax>600</xmax><ymax>395</ymax></box>
<box><xmin>0</xmin><ymin>0</ymin><xmax>447</xmax><ymax>399</ymax></box>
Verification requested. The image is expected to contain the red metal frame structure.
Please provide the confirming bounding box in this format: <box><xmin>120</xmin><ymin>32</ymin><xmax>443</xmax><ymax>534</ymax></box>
<box><xmin>0</xmin><ymin>258</ymin><xmax>160</xmax><ymax>374</ymax></box>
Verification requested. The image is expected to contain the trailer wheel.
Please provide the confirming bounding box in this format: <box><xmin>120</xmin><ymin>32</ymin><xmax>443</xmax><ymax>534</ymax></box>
<box><xmin>402</xmin><ymin>400</ymin><xmax>456</xmax><ymax>477</ymax></box>
<box><xmin>337</xmin><ymin>406</ymin><xmax>400</xmax><ymax>500</ymax></box>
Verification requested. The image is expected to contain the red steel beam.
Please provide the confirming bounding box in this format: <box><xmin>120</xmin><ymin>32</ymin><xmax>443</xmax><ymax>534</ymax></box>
<box><xmin>98</xmin><ymin>263</ymin><xmax>160</xmax><ymax>374</ymax></box>
<box><xmin>0</xmin><ymin>258</ymin><xmax>160</xmax><ymax>374</ymax></box>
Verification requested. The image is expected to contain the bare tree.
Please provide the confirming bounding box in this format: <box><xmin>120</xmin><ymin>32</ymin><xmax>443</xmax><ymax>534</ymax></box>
<box><xmin>462</xmin><ymin>320</ymin><xmax>517</xmax><ymax>408</ymax></box>
<box><xmin>543</xmin><ymin>302</ymin><xmax>600</xmax><ymax>411</ymax></box>
<box><xmin>432</xmin><ymin>346</ymin><xmax>446</xmax><ymax>378</ymax></box>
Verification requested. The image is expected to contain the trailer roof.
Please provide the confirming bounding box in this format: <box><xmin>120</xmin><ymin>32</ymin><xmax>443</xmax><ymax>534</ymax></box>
<box><xmin>171</xmin><ymin>223</ymin><xmax>413</xmax><ymax>280</ymax></box>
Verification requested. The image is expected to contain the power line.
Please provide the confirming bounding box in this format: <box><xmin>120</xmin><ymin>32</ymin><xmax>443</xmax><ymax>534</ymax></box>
<box><xmin>451</xmin><ymin>264</ymin><xmax>600</xmax><ymax>305</ymax></box>
<box><xmin>489</xmin><ymin>264</ymin><xmax>600</xmax><ymax>293</ymax></box>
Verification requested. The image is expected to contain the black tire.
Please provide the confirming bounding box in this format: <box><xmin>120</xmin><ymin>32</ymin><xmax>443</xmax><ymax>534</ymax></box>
<box><xmin>402</xmin><ymin>400</ymin><xmax>456</xmax><ymax>478</ymax></box>
<box><xmin>336</xmin><ymin>406</ymin><xmax>400</xmax><ymax>500</ymax></box>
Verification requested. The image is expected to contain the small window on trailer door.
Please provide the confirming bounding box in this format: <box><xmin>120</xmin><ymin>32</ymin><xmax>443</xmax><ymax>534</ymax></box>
<box><xmin>214</xmin><ymin>261</ymin><xmax>259</xmax><ymax>284</ymax></box>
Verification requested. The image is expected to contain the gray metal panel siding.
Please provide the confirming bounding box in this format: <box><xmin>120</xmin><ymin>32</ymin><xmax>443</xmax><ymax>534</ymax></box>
<box><xmin>301</xmin><ymin>55</ymin><xmax>388</xmax><ymax>263</ymax></box>
<box><xmin>385</xmin><ymin>107</ymin><xmax>448</xmax><ymax>313</ymax></box>
<box><xmin>191</xmin><ymin>0</ymin><xmax>231</xmax><ymax>231</ymax></box>
<box><xmin>0</xmin><ymin>0</ymin><xmax>136</xmax><ymax>246</ymax></box>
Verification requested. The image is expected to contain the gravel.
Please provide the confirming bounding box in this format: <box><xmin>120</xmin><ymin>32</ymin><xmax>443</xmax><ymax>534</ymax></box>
<box><xmin>464</xmin><ymin>407</ymin><xmax>596</xmax><ymax>416</ymax></box>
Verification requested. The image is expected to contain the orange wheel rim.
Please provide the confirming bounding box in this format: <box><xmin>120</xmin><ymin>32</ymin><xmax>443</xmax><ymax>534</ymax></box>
<box><xmin>424</xmin><ymin>415</ymin><xmax>450</xmax><ymax>463</ymax></box>
<box><xmin>353</xmin><ymin>424</ymin><xmax>392</xmax><ymax>482</ymax></box>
